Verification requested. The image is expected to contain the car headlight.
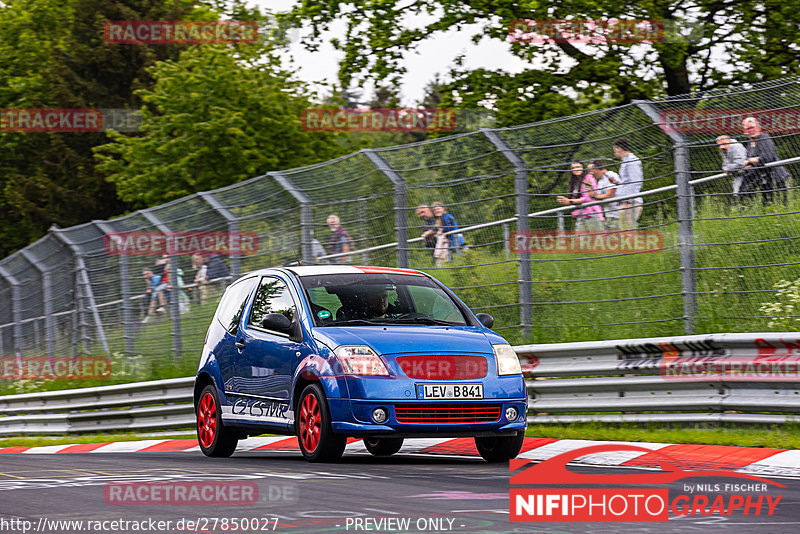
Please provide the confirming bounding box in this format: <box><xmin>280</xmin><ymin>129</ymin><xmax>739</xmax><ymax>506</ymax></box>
<box><xmin>334</xmin><ymin>345</ymin><xmax>390</xmax><ymax>376</ymax></box>
<box><xmin>494</xmin><ymin>344</ymin><xmax>522</xmax><ymax>376</ymax></box>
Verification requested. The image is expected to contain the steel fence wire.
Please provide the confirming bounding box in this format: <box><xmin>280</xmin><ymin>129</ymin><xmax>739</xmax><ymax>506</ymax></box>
<box><xmin>647</xmin><ymin>79</ymin><xmax>800</xmax><ymax>335</ymax></box>
<box><xmin>4</xmin><ymin>77</ymin><xmax>800</xmax><ymax>390</ymax></box>
<box><xmin>281</xmin><ymin>152</ymin><xmax>397</xmax><ymax>267</ymax></box>
<box><xmin>371</xmin><ymin>131</ymin><xmax>521</xmax><ymax>329</ymax></box>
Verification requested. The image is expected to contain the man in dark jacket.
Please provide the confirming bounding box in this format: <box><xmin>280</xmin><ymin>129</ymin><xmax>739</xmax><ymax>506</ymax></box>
<box><xmin>741</xmin><ymin>117</ymin><xmax>789</xmax><ymax>204</ymax></box>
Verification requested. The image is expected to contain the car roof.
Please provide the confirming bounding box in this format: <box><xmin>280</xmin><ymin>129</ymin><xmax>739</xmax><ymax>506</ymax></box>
<box><xmin>284</xmin><ymin>265</ymin><xmax>426</xmax><ymax>277</ymax></box>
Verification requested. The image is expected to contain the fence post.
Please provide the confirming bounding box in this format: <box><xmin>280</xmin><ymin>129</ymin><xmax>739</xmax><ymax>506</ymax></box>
<box><xmin>197</xmin><ymin>192</ymin><xmax>242</xmax><ymax>277</ymax></box>
<box><xmin>49</xmin><ymin>227</ymin><xmax>110</xmax><ymax>356</ymax></box>
<box><xmin>0</xmin><ymin>265</ymin><xmax>23</xmax><ymax>356</ymax></box>
<box><xmin>675</xmin><ymin>143</ymin><xmax>698</xmax><ymax>334</ymax></box>
<box><xmin>633</xmin><ymin>101</ymin><xmax>695</xmax><ymax>334</ymax></box>
<box><xmin>140</xmin><ymin>209</ymin><xmax>182</xmax><ymax>361</ymax></box>
<box><xmin>18</xmin><ymin>249</ymin><xmax>55</xmax><ymax>357</ymax></box>
<box><xmin>481</xmin><ymin>129</ymin><xmax>532</xmax><ymax>337</ymax></box>
<box><xmin>362</xmin><ymin>149</ymin><xmax>409</xmax><ymax>269</ymax></box>
<box><xmin>270</xmin><ymin>172</ymin><xmax>313</xmax><ymax>263</ymax></box>
<box><xmin>93</xmin><ymin>221</ymin><xmax>135</xmax><ymax>356</ymax></box>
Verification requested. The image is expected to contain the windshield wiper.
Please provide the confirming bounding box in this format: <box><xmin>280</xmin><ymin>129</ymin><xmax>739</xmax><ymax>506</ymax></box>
<box><xmin>327</xmin><ymin>319</ymin><xmax>385</xmax><ymax>326</ymax></box>
<box><xmin>387</xmin><ymin>317</ymin><xmax>459</xmax><ymax>326</ymax></box>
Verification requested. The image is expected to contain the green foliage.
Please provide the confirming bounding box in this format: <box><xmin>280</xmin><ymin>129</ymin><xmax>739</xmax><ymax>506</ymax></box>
<box><xmin>759</xmin><ymin>279</ymin><xmax>800</xmax><ymax>330</ymax></box>
<box><xmin>287</xmin><ymin>0</ymin><xmax>800</xmax><ymax>126</ymax></box>
<box><xmin>0</xmin><ymin>0</ymin><xmax>200</xmax><ymax>257</ymax></box>
<box><xmin>94</xmin><ymin>45</ymin><xmax>347</xmax><ymax>206</ymax></box>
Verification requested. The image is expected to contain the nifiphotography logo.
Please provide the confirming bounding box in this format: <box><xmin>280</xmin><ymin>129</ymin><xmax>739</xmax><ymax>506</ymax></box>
<box><xmin>510</xmin><ymin>444</ymin><xmax>785</xmax><ymax>522</ymax></box>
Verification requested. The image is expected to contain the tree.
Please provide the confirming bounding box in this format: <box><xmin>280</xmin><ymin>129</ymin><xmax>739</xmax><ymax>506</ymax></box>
<box><xmin>285</xmin><ymin>1</ymin><xmax>800</xmax><ymax>126</ymax></box>
<box><xmin>0</xmin><ymin>0</ymin><xmax>200</xmax><ymax>257</ymax></box>
<box><xmin>94</xmin><ymin>45</ymin><xmax>347</xmax><ymax>206</ymax></box>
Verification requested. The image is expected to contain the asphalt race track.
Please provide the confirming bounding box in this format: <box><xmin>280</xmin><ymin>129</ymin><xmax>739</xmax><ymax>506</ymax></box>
<box><xmin>1</xmin><ymin>449</ymin><xmax>800</xmax><ymax>534</ymax></box>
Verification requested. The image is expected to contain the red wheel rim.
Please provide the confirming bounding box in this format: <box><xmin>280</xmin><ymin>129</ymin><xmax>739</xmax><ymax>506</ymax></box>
<box><xmin>299</xmin><ymin>393</ymin><xmax>321</xmax><ymax>453</ymax></box>
<box><xmin>197</xmin><ymin>392</ymin><xmax>217</xmax><ymax>449</ymax></box>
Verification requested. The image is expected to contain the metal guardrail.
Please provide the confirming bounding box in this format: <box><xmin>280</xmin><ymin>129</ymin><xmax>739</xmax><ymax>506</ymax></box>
<box><xmin>0</xmin><ymin>377</ymin><xmax>194</xmax><ymax>435</ymax></box>
<box><xmin>1</xmin><ymin>333</ymin><xmax>799</xmax><ymax>435</ymax></box>
<box><xmin>520</xmin><ymin>332</ymin><xmax>800</xmax><ymax>425</ymax></box>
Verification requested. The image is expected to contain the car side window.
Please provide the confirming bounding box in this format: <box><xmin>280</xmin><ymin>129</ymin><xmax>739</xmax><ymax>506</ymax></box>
<box><xmin>215</xmin><ymin>277</ymin><xmax>256</xmax><ymax>335</ymax></box>
<box><xmin>248</xmin><ymin>276</ymin><xmax>296</xmax><ymax>329</ymax></box>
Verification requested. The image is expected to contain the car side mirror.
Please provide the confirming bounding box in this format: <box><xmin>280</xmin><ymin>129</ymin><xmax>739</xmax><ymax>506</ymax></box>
<box><xmin>262</xmin><ymin>313</ymin><xmax>291</xmax><ymax>333</ymax></box>
<box><xmin>476</xmin><ymin>313</ymin><xmax>494</xmax><ymax>329</ymax></box>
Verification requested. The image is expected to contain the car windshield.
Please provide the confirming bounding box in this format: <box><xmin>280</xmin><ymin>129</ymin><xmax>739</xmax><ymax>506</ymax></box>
<box><xmin>298</xmin><ymin>273</ymin><xmax>469</xmax><ymax>327</ymax></box>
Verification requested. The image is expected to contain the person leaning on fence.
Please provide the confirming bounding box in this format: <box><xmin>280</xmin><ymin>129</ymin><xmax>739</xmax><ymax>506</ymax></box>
<box><xmin>431</xmin><ymin>202</ymin><xmax>465</xmax><ymax>263</ymax></box>
<box><xmin>326</xmin><ymin>214</ymin><xmax>352</xmax><ymax>264</ymax></box>
<box><xmin>613</xmin><ymin>138</ymin><xmax>644</xmax><ymax>230</ymax></box>
<box><xmin>557</xmin><ymin>161</ymin><xmax>604</xmax><ymax>232</ymax></box>
<box><xmin>141</xmin><ymin>267</ymin><xmax>167</xmax><ymax>323</ymax></box>
<box><xmin>741</xmin><ymin>116</ymin><xmax>789</xmax><ymax>204</ymax></box>
<box><xmin>716</xmin><ymin>134</ymin><xmax>747</xmax><ymax>198</ymax></box>
<box><xmin>587</xmin><ymin>160</ymin><xmax>621</xmax><ymax>230</ymax></box>
<box><xmin>191</xmin><ymin>253</ymin><xmax>208</xmax><ymax>303</ymax></box>
<box><xmin>309</xmin><ymin>229</ymin><xmax>327</xmax><ymax>263</ymax></box>
<box><xmin>416</xmin><ymin>204</ymin><xmax>438</xmax><ymax>255</ymax></box>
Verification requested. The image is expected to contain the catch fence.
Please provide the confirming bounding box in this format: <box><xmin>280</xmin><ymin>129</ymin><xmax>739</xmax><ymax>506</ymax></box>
<box><xmin>2</xmin><ymin>77</ymin><xmax>800</xmax><ymax>374</ymax></box>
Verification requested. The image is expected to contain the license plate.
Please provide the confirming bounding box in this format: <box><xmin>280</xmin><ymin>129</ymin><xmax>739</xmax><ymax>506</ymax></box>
<box><xmin>417</xmin><ymin>384</ymin><xmax>483</xmax><ymax>399</ymax></box>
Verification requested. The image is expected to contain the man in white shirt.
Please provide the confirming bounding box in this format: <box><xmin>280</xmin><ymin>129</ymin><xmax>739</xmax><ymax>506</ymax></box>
<box><xmin>613</xmin><ymin>138</ymin><xmax>644</xmax><ymax>230</ymax></box>
<box><xmin>587</xmin><ymin>160</ymin><xmax>621</xmax><ymax>230</ymax></box>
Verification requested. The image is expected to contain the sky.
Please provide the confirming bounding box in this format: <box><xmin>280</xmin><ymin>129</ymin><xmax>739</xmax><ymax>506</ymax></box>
<box><xmin>250</xmin><ymin>0</ymin><xmax>529</xmax><ymax>106</ymax></box>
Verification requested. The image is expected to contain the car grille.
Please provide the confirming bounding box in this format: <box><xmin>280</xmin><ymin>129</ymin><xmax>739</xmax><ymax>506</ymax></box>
<box><xmin>395</xmin><ymin>355</ymin><xmax>488</xmax><ymax>380</ymax></box>
<box><xmin>394</xmin><ymin>403</ymin><xmax>502</xmax><ymax>424</ymax></box>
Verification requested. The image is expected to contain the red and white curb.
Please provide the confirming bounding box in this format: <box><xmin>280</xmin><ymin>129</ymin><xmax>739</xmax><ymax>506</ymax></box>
<box><xmin>2</xmin><ymin>437</ymin><xmax>800</xmax><ymax>476</ymax></box>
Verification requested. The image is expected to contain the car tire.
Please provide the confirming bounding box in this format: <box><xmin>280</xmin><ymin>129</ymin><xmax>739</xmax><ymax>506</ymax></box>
<box><xmin>364</xmin><ymin>437</ymin><xmax>404</xmax><ymax>457</ymax></box>
<box><xmin>296</xmin><ymin>383</ymin><xmax>347</xmax><ymax>462</ymax></box>
<box><xmin>197</xmin><ymin>385</ymin><xmax>238</xmax><ymax>457</ymax></box>
<box><xmin>474</xmin><ymin>431</ymin><xmax>525</xmax><ymax>463</ymax></box>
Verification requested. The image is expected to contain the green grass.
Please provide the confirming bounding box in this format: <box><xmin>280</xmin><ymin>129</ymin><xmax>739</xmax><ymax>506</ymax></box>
<box><xmin>525</xmin><ymin>422</ymin><xmax>800</xmax><ymax>449</ymax></box>
<box><xmin>4</xmin><ymin>425</ymin><xmax>798</xmax><ymax>450</ymax></box>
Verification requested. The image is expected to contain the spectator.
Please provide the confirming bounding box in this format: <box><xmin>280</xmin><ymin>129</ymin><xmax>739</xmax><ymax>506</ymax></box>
<box><xmin>191</xmin><ymin>253</ymin><xmax>207</xmax><ymax>303</ymax></box>
<box><xmin>176</xmin><ymin>267</ymin><xmax>191</xmax><ymax>314</ymax></box>
<box><xmin>557</xmin><ymin>161</ymin><xmax>604</xmax><ymax>232</ymax></box>
<box><xmin>431</xmin><ymin>202</ymin><xmax>464</xmax><ymax>263</ymax></box>
<box><xmin>613</xmin><ymin>138</ymin><xmax>644</xmax><ymax>230</ymax></box>
<box><xmin>142</xmin><ymin>267</ymin><xmax>167</xmax><ymax>323</ymax></box>
<box><xmin>416</xmin><ymin>204</ymin><xmax>437</xmax><ymax>252</ymax></box>
<box><xmin>310</xmin><ymin>230</ymin><xmax>327</xmax><ymax>263</ymax></box>
<box><xmin>741</xmin><ymin>117</ymin><xmax>789</xmax><ymax>204</ymax></box>
<box><xmin>587</xmin><ymin>160</ymin><xmax>621</xmax><ymax>230</ymax></box>
<box><xmin>205</xmin><ymin>254</ymin><xmax>230</xmax><ymax>281</ymax></box>
<box><xmin>716</xmin><ymin>134</ymin><xmax>748</xmax><ymax>198</ymax></box>
<box><xmin>326</xmin><ymin>214</ymin><xmax>352</xmax><ymax>264</ymax></box>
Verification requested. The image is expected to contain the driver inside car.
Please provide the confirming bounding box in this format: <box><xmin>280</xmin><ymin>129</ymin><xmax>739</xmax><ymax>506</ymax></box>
<box><xmin>364</xmin><ymin>285</ymin><xmax>390</xmax><ymax>319</ymax></box>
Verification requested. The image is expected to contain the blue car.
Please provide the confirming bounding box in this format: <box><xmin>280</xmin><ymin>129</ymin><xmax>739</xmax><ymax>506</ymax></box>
<box><xmin>194</xmin><ymin>265</ymin><xmax>527</xmax><ymax>462</ymax></box>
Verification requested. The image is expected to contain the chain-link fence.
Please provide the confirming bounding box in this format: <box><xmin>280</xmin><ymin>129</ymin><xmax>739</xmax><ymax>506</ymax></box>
<box><xmin>3</xmin><ymin>76</ymin><xmax>800</xmax><ymax>385</ymax></box>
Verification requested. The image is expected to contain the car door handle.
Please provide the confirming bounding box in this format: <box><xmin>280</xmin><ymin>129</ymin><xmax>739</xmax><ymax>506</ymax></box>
<box><xmin>235</xmin><ymin>341</ymin><xmax>245</xmax><ymax>350</ymax></box>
